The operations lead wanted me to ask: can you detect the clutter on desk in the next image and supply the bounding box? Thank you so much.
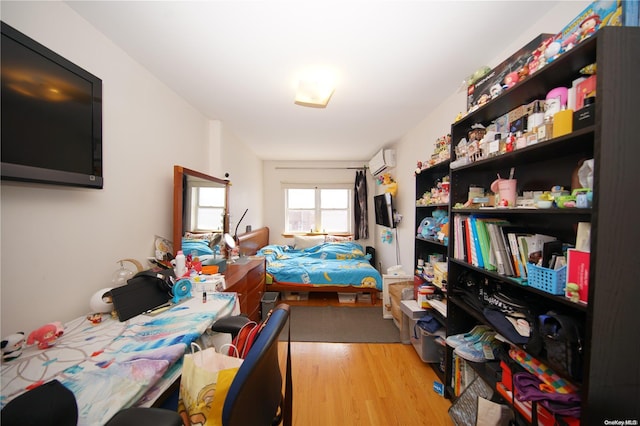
[26,321,64,350]
[86,313,103,325]
[111,258,144,287]
[89,287,115,314]
[1,332,25,361]
[110,269,176,321]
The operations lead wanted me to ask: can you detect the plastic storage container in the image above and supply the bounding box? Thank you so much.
[528,264,567,295]
[409,318,445,363]
[261,292,279,320]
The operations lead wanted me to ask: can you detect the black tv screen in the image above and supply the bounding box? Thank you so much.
[374,193,395,228]
[1,21,103,189]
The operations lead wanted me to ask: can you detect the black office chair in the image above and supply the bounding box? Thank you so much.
[1,379,79,426]
[108,303,292,426]
[3,305,292,426]
[210,313,251,338]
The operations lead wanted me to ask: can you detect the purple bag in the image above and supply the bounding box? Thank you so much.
[513,372,581,418]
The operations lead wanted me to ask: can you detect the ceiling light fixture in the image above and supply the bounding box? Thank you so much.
[294,79,334,108]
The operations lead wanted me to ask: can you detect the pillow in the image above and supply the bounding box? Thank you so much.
[325,235,353,243]
[293,235,325,250]
[184,232,218,242]
[181,239,214,256]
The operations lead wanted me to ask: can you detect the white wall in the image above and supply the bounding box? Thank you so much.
[262,160,375,246]
[0,2,263,335]
[391,1,591,275]
[220,122,264,235]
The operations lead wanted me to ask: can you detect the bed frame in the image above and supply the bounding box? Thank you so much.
[238,226,379,304]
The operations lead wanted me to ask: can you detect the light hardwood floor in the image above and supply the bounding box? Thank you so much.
[277,292,453,426]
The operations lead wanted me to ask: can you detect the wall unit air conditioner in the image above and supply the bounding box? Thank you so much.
[369,149,396,176]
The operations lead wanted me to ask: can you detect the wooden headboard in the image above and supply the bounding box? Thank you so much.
[237,227,270,256]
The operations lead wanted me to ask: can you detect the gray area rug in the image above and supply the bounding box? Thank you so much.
[280,305,400,343]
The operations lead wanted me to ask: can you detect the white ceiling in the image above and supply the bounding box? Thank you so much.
[67,1,557,161]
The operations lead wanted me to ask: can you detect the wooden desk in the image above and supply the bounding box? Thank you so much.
[224,257,266,322]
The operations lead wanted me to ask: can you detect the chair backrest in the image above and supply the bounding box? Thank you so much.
[222,303,290,426]
[1,379,78,426]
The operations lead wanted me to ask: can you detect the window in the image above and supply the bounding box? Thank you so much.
[284,185,352,233]
[188,185,226,232]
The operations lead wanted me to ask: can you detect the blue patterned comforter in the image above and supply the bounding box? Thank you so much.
[257,242,382,290]
[0,293,237,425]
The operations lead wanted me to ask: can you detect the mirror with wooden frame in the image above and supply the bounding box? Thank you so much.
[173,165,229,255]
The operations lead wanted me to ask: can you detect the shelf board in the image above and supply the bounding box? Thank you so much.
[452,35,597,132]
[416,203,449,208]
[450,126,594,174]
[452,207,591,215]
[449,259,588,312]
[415,236,447,247]
[417,160,450,174]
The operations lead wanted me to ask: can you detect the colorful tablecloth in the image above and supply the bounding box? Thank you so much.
[1,292,237,425]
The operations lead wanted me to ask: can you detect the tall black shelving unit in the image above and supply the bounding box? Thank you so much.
[414,159,450,384]
[445,27,640,424]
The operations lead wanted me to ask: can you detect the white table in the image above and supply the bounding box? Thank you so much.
[1,292,238,425]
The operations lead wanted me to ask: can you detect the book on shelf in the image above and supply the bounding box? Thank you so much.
[528,233,558,264]
[483,220,515,277]
[451,352,478,397]
[575,75,596,110]
[517,235,533,276]
[506,232,526,278]
[568,76,586,111]
[464,216,473,264]
[468,216,484,268]
[576,222,591,252]
[474,218,495,272]
[453,215,468,262]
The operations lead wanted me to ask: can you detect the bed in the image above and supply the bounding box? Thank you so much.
[239,227,382,304]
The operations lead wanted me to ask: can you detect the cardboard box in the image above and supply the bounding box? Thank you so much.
[566,249,590,304]
[507,105,527,124]
[338,292,357,303]
[281,291,309,301]
[552,0,638,58]
[573,102,595,130]
[467,34,554,111]
[575,75,596,110]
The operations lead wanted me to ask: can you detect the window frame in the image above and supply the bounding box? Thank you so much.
[187,182,226,233]
[283,183,353,234]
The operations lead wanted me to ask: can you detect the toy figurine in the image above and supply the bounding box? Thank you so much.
[565,283,580,303]
[545,41,562,63]
[579,14,601,41]
[1,332,25,361]
[87,313,103,325]
[27,321,65,350]
[503,71,519,89]
[490,84,503,99]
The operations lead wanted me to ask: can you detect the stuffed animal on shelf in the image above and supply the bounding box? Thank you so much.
[1,332,25,361]
[27,321,65,350]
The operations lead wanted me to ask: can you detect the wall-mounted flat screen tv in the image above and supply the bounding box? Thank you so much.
[374,193,395,228]
[1,21,103,189]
